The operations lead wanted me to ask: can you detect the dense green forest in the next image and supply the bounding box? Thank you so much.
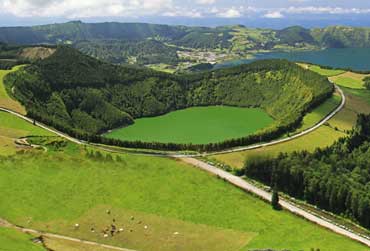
[0,43,29,69]
[74,39,179,65]
[5,46,332,150]
[239,114,370,229]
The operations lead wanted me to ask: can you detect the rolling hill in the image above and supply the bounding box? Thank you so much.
[1,22,370,66]
[4,46,333,150]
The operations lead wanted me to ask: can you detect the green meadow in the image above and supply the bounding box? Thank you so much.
[308,65,345,77]
[0,144,366,251]
[0,227,45,251]
[0,67,26,114]
[104,106,274,144]
[0,111,53,155]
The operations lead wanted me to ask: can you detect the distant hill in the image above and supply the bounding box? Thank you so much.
[1,22,370,66]
[5,46,332,150]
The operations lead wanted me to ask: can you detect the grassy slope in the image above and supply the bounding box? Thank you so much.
[0,67,26,114]
[329,71,370,89]
[0,111,53,155]
[308,65,345,77]
[105,106,274,144]
[212,87,370,168]
[0,227,46,251]
[0,144,366,251]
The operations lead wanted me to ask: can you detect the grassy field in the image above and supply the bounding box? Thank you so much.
[0,142,366,251]
[212,88,370,168]
[104,106,274,144]
[0,111,53,155]
[308,65,345,77]
[291,93,341,133]
[43,236,128,251]
[329,72,370,89]
[0,67,26,114]
[0,227,46,251]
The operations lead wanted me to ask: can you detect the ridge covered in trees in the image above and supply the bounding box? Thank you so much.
[5,46,333,150]
[2,22,370,66]
[241,114,370,229]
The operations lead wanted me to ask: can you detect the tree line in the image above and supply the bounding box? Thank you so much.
[238,114,370,229]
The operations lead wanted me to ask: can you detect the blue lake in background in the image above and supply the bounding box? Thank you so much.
[216,48,370,71]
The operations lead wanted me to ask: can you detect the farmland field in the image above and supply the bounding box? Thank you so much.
[0,143,366,251]
[104,106,275,144]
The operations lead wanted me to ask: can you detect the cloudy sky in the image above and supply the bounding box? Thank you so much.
[1,0,370,27]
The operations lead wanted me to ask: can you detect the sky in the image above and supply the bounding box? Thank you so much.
[1,0,370,28]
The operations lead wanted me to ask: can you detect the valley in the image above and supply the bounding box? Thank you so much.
[1,20,370,251]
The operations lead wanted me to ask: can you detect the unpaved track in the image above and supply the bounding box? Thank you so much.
[181,157,370,248]
[2,85,369,247]
[0,218,136,251]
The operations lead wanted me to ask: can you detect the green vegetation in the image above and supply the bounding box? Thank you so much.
[75,39,179,65]
[105,106,274,144]
[0,227,45,251]
[364,76,370,90]
[6,46,332,150]
[211,85,370,168]
[329,72,369,89]
[308,65,345,77]
[294,94,341,132]
[242,113,370,229]
[0,142,366,251]
[0,111,52,155]
[2,22,370,66]
[0,67,26,114]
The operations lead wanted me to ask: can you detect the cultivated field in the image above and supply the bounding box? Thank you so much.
[0,142,366,251]
[212,87,370,168]
[0,67,26,114]
[105,106,274,144]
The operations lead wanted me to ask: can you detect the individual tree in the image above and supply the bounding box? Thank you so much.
[271,187,281,210]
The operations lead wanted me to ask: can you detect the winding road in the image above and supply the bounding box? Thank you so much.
[2,85,370,248]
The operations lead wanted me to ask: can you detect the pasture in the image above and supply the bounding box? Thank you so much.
[0,144,366,251]
[212,88,369,168]
[104,106,274,144]
[0,67,26,114]
[308,65,345,77]
[0,111,53,155]
[329,71,369,89]
[0,227,45,251]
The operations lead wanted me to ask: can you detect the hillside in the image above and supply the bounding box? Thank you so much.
[1,22,370,67]
[242,114,370,230]
[5,46,332,149]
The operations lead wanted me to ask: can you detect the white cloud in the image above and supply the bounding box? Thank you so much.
[263,11,284,18]
[163,9,203,18]
[217,7,241,18]
[284,6,370,15]
[0,0,173,18]
[196,0,216,5]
